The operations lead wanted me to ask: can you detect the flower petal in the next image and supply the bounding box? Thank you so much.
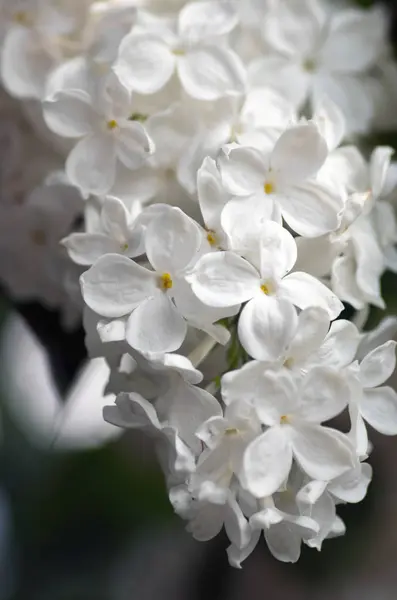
[1,27,52,99]
[290,422,355,481]
[116,121,154,170]
[238,296,298,362]
[259,221,297,279]
[298,367,349,422]
[66,132,116,196]
[126,293,187,353]
[271,123,328,187]
[178,46,246,101]
[319,8,385,72]
[113,33,175,94]
[313,319,360,368]
[279,272,343,320]
[359,341,396,389]
[43,89,95,138]
[277,181,343,238]
[80,254,157,318]
[287,307,330,364]
[178,0,238,42]
[242,426,293,497]
[218,146,267,196]
[189,251,259,307]
[63,232,126,266]
[360,387,397,435]
[145,207,201,274]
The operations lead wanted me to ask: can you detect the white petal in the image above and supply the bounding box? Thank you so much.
[1,28,52,99]
[219,146,267,197]
[298,367,349,422]
[271,123,328,187]
[221,360,270,406]
[178,0,238,42]
[252,370,298,426]
[178,46,246,101]
[248,56,310,108]
[290,423,355,481]
[348,402,369,459]
[331,255,366,311]
[114,33,175,94]
[43,89,95,138]
[189,251,259,307]
[350,218,385,309]
[238,296,297,362]
[186,503,224,542]
[80,254,157,318]
[357,317,397,360]
[197,157,227,231]
[314,319,360,368]
[221,195,280,256]
[126,293,187,353]
[116,121,154,169]
[295,235,337,278]
[360,387,397,435]
[279,272,343,320]
[265,516,319,563]
[287,307,330,363]
[312,74,374,136]
[277,181,343,238]
[313,95,346,151]
[104,392,161,430]
[224,495,252,550]
[145,207,201,274]
[227,530,261,568]
[319,8,385,72]
[328,463,372,504]
[259,221,297,279]
[242,426,293,497]
[62,233,126,266]
[359,341,396,389]
[156,380,221,452]
[370,146,394,199]
[66,133,116,196]
[262,0,325,57]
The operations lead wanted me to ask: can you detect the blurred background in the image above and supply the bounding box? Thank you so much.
[3,0,397,599]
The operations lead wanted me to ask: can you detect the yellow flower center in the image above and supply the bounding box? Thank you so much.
[107,119,118,130]
[206,230,217,247]
[225,427,239,436]
[160,272,173,290]
[264,182,274,195]
[13,10,31,26]
[172,48,186,56]
[120,242,129,251]
[260,283,270,295]
[280,415,290,425]
[303,58,316,72]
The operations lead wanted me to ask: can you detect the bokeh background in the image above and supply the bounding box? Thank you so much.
[3,0,397,599]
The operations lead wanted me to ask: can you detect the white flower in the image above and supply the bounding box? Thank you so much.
[249,498,319,563]
[218,122,343,237]
[190,220,343,361]
[104,391,196,474]
[241,370,356,497]
[348,340,397,456]
[252,0,386,133]
[43,80,154,196]
[81,206,202,353]
[113,0,246,100]
[62,196,145,265]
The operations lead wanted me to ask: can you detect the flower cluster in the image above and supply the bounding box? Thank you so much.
[2,0,397,565]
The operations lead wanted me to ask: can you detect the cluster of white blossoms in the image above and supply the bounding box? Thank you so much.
[3,0,397,564]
